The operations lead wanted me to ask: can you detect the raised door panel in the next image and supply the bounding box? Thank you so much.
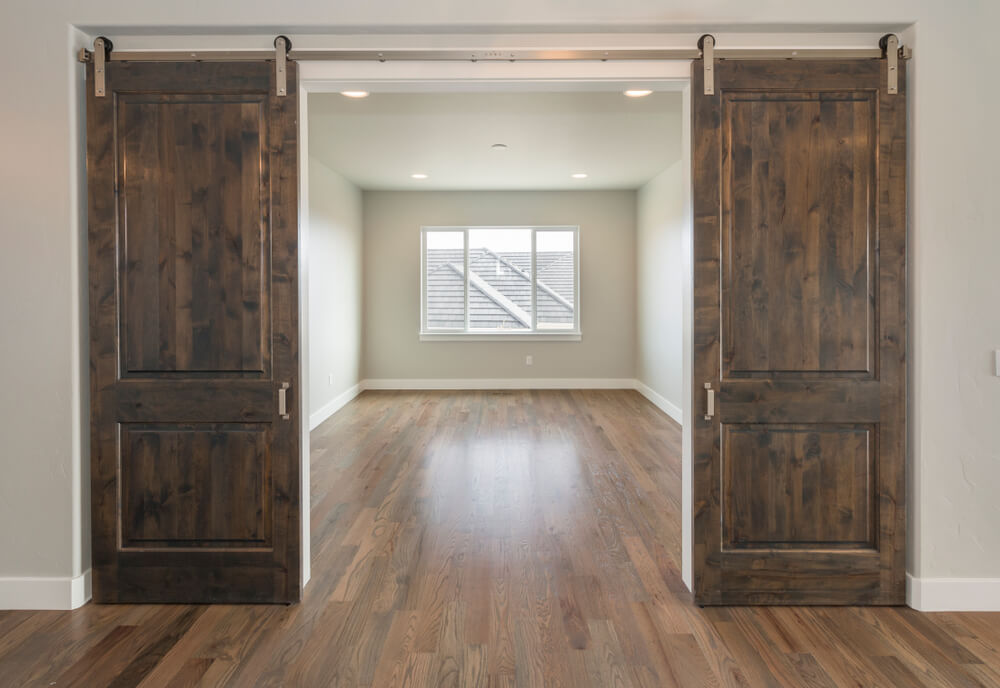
[692,58,906,606]
[722,91,876,378]
[118,96,269,376]
[121,424,271,548]
[722,424,874,549]
[89,60,299,603]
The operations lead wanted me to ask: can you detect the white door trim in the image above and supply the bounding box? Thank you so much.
[297,57,692,592]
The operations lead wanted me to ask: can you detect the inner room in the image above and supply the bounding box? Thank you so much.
[306,86,685,409]
[301,85,690,678]
[7,12,1000,684]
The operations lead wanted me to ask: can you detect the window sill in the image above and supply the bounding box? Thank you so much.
[419,332,582,342]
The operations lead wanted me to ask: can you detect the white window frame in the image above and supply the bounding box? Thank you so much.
[420,225,581,341]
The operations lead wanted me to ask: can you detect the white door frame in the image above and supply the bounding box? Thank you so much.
[66,28,901,604]
[297,59,694,589]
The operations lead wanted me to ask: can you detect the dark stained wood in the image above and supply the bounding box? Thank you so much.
[121,425,270,547]
[724,91,875,377]
[692,58,907,604]
[119,96,268,375]
[1,391,997,687]
[720,379,881,423]
[723,424,873,548]
[86,60,300,603]
[115,380,275,422]
[691,55,725,607]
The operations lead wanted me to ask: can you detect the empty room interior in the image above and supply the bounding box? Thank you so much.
[298,86,692,682]
[305,87,685,430]
[2,5,1000,687]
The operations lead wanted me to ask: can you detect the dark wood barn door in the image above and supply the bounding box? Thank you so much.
[87,60,300,603]
[692,58,906,604]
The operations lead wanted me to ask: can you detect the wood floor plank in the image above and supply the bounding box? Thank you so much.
[785,653,837,688]
[2,390,1000,687]
[584,618,636,688]
[106,606,205,687]
[461,643,489,688]
[845,607,989,688]
[370,610,423,687]
[163,656,215,687]
[766,608,897,688]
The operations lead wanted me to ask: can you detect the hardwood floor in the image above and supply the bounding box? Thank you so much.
[1,389,999,687]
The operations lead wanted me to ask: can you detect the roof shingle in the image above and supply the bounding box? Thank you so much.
[426,248,575,330]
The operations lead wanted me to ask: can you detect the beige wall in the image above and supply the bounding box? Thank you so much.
[307,159,363,423]
[362,190,636,381]
[3,0,1000,607]
[636,161,685,419]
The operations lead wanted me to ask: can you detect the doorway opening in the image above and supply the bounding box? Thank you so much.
[298,70,695,590]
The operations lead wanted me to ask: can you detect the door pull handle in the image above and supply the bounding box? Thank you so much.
[278,382,290,420]
[704,382,715,421]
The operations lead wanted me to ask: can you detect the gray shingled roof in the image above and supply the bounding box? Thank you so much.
[426,248,575,330]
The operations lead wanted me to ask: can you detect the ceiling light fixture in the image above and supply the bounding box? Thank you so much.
[624,89,653,97]
[411,173,429,179]
[340,90,370,98]
[571,173,588,179]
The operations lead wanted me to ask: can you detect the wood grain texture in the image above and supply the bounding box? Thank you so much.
[723,91,875,377]
[121,425,270,547]
[723,424,873,548]
[2,391,997,687]
[86,60,299,603]
[118,95,268,375]
[693,58,907,604]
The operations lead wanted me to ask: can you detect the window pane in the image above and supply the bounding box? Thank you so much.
[425,231,465,329]
[535,230,576,330]
[468,229,532,330]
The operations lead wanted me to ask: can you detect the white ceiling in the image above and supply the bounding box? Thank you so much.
[308,90,682,190]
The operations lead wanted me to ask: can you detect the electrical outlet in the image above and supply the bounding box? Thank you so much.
[328,374,334,385]
[526,355,533,366]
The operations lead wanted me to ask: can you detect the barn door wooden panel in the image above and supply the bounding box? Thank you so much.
[692,59,906,604]
[87,60,300,603]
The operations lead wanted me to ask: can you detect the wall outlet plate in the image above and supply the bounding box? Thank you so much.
[526,355,533,366]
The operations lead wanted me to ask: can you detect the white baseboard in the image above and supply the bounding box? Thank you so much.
[360,377,636,390]
[358,378,684,426]
[0,568,91,610]
[907,573,1000,611]
[309,383,362,431]
[633,380,683,424]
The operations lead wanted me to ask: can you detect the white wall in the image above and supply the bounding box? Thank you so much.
[903,10,1000,598]
[362,190,636,382]
[1,0,999,610]
[307,158,363,428]
[636,161,685,421]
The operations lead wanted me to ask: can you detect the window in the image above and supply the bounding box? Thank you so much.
[421,226,579,339]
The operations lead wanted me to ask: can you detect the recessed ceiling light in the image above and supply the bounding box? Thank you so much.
[340,90,370,98]
[624,89,653,97]
[571,173,588,179]
[411,173,429,179]
[491,143,508,150]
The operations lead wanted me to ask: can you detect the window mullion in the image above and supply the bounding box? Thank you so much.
[420,229,426,332]
[574,228,580,334]
[464,228,470,333]
[530,229,537,332]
